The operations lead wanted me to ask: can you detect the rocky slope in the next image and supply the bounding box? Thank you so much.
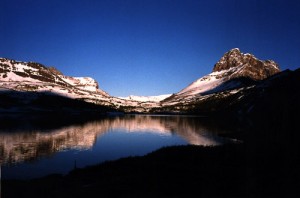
[154,68,300,121]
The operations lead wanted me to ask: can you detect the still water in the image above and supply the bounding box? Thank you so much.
[0,114,234,179]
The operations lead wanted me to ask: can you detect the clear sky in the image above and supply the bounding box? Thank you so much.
[1,0,300,97]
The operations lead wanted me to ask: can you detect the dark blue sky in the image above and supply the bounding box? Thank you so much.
[1,0,300,96]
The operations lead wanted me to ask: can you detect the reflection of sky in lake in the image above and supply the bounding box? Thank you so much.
[1,115,231,179]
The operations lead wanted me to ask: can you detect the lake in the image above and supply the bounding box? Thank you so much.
[0,114,236,179]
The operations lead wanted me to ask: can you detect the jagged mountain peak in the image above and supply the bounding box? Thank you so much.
[212,48,244,72]
[212,48,280,80]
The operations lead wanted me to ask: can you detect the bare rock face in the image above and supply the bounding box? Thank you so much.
[49,66,63,75]
[213,48,280,80]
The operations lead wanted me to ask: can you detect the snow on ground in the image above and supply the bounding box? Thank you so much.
[176,66,247,97]
[61,76,98,92]
[177,72,224,96]
[0,60,40,82]
[1,68,41,83]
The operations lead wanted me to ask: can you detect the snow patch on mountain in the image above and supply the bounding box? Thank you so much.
[119,94,172,102]
[177,70,226,97]
[61,76,99,92]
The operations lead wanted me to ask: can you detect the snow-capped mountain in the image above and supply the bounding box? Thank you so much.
[0,48,283,114]
[120,94,172,102]
[0,58,164,112]
[0,58,109,97]
[162,48,280,104]
[0,58,121,112]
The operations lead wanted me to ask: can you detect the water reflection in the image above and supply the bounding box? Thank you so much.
[0,115,231,166]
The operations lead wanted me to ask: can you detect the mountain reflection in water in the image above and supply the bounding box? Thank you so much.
[0,114,233,179]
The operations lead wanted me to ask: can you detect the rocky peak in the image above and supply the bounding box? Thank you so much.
[212,48,244,72]
[212,48,280,80]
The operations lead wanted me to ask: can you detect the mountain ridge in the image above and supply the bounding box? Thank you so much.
[0,48,285,114]
[0,57,109,96]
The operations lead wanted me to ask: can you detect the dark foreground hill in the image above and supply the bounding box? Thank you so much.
[0,90,115,113]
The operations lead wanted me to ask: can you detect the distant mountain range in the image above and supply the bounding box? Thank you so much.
[1,48,299,121]
[119,94,172,102]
